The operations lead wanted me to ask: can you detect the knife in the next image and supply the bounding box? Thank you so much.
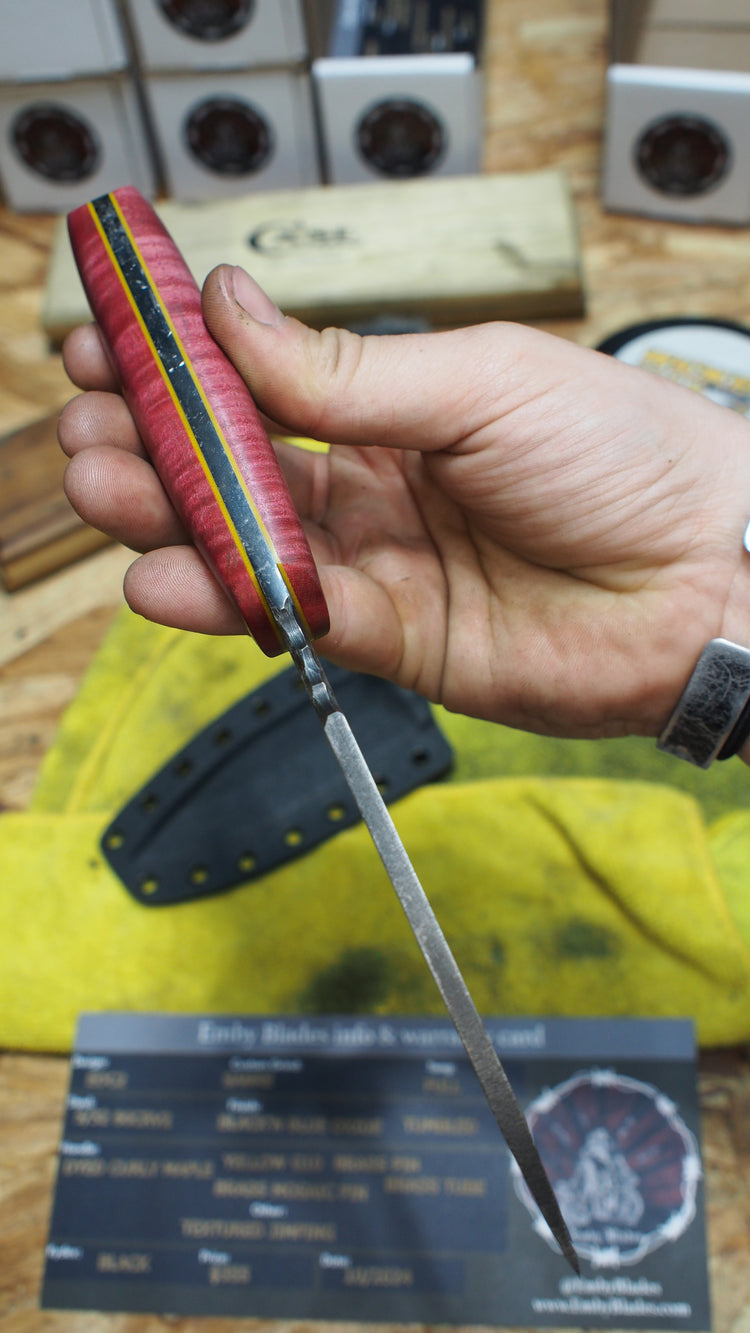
[68,186,579,1273]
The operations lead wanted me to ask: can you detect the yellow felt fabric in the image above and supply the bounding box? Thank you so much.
[1,606,749,1051]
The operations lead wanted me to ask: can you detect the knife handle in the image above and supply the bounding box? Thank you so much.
[67,186,329,657]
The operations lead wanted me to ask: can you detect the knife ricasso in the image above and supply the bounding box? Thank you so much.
[67,187,329,656]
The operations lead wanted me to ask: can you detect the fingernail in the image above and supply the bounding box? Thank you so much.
[231,266,284,326]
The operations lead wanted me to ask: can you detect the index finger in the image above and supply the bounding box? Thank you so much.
[62,322,120,392]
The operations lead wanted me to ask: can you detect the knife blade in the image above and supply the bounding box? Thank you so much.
[67,186,579,1273]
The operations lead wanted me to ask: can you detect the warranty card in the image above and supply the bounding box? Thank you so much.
[42,1014,709,1327]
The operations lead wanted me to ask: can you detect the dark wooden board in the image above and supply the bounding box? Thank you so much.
[0,412,110,590]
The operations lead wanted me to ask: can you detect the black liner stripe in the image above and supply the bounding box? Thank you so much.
[91,192,288,613]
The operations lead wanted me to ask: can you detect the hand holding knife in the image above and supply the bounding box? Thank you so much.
[68,186,579,1273]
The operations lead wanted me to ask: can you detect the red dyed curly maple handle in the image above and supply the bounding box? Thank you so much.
[67,186,329,656]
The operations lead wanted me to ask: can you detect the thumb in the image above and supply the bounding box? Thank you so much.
[201,263,507,451]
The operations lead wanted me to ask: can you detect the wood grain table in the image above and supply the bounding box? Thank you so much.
[1,2,749,1329]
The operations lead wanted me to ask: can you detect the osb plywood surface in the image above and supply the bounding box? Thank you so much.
[1,1,749,1330]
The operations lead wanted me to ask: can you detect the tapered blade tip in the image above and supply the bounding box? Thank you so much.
[564,1241,581,1275]
[543,1208,579,1273]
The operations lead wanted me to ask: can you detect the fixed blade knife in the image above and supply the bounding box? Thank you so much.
[67,186,578,1273]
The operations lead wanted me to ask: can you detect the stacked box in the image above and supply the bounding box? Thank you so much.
[0,0,155,211]
[603,0,750,224]
[1,1,488,209]
[123,0,320,201]
[312,0,485,185]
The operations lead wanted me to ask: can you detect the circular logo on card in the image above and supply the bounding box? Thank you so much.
[12,103,100,182]
[511,1069,701,1268]
[184,97,273,176]
[356,98,446,177]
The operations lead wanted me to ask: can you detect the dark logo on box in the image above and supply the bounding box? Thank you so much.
[158,0,254,42]
[184,97,272,177]
[636,114,731,198]
[12,104,100,183]
[247,221,359,257]
[356,98,446,178]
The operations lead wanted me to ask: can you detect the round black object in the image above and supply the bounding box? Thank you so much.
[12,103,100,182]
[158,0,253,41]
[184,98,272,175]
[356,98,445,177]
[635,113,730,197]
[596,316,750,416]
[597,316,750,358]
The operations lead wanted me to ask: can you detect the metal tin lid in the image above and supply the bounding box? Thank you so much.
[598,316,750,415]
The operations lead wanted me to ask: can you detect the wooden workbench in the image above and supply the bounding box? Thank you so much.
[1,1,749,1329]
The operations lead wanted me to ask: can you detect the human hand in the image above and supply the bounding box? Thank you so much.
[59,264,750,742]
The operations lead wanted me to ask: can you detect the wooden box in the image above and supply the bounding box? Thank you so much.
[43,168,584,344]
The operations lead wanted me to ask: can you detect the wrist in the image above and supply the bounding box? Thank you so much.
[716,520,750,649]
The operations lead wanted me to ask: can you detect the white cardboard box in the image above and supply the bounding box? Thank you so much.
[0,75,156,212]
[634,27,750,71]
[123,0,308,72]
[646,0,750,28]
[0,0,129,82]
[602,63,750,224]
[312,53,482,184]
[142,68,319,201]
